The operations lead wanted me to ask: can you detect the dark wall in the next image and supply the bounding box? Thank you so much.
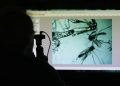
[0,0,119,10]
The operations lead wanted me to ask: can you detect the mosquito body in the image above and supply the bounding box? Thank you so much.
[69,19,86,23]
[88,31,107,47]
[52,29,74,40]
[76,45,104,64]
[88,31,106,41]
[76,46,95,64]
[88,19,97,30]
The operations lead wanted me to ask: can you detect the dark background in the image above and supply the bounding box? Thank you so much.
[1,0,120,85]
[0,0,120,10]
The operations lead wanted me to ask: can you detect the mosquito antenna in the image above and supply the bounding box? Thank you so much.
[99,25,112,32]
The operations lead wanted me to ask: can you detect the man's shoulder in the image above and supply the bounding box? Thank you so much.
[34,59,55,71]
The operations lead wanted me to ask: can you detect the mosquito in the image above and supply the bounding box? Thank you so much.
[69,19,97,30]
[52,29,74,52]
[76,45,104,64]
[71,19,97,36]
[87,25,112,47]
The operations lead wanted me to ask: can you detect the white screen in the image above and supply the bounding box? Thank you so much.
[27,10,120,70]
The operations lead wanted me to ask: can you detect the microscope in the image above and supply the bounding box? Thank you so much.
[34,31,48,62]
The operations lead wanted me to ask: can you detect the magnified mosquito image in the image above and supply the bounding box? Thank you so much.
[52,19,112,64]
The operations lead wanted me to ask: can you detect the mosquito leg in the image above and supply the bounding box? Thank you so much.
[81,59,84,64]
[93,39,102,48]
[81,54,88,64]
[93,51,104,64]
[92,53,96,64]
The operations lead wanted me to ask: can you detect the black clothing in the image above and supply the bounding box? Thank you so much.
[0,53,65,86]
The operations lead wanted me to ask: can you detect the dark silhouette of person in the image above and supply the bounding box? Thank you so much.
[0,5,66,86]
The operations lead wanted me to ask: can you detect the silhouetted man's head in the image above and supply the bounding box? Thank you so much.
[0,6,34,56]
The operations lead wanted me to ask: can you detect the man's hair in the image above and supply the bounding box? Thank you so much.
[0,6,34,52]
